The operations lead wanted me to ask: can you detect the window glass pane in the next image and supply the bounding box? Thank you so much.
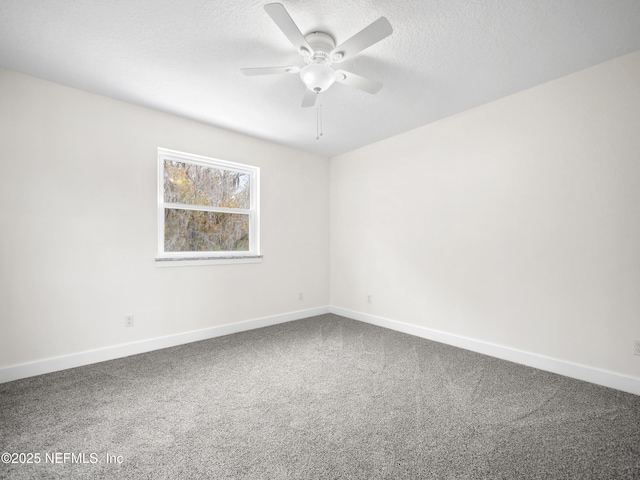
[164,209,249,252]
[164,160,250,209]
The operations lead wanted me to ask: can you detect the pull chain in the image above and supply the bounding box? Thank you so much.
[316,103,323,140]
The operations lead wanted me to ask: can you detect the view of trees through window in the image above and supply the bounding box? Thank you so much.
[163,160,251,252]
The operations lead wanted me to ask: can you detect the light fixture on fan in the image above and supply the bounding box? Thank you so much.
[300,63,335,93]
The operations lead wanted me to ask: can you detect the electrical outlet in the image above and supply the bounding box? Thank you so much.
[367,295,372,304]
[124,315,134,328]
[634,340,640,356]
[298,292,303,301]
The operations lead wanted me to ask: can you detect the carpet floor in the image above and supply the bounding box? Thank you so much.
[1,313,639,479]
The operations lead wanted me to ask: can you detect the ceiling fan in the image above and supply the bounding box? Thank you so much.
[241,3,393,108]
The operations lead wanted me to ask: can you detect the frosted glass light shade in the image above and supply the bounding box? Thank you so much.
[300,63,336,93]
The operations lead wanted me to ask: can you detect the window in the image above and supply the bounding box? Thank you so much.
[156,148,260,266]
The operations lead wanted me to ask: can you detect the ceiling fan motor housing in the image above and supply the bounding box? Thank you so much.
[300,31,337,92]
[304,32,335,62]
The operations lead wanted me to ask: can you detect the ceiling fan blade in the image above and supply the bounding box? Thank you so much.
[264,3,313,58]
[240,66,300,76]
[330,17,392,63]
[334,70,383,94]
[301,89,317,108]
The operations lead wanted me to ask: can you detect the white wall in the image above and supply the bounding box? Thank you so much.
[0,68,329,369]
[331,51,640,380]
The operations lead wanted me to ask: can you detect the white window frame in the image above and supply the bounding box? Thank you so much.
[156,148,261,266]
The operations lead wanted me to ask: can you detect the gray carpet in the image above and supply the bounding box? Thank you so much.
[1,313,639,479]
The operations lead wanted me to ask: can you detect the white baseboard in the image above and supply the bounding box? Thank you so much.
[0,306,330,384]
[330,306,640,396]
[3,305,638,396]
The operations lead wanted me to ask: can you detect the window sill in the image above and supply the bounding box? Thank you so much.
[155,255,263,267]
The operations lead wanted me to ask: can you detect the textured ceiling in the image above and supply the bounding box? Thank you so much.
[1,0,640,157]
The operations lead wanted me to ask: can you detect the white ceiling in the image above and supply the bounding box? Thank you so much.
[1,1,640,157]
